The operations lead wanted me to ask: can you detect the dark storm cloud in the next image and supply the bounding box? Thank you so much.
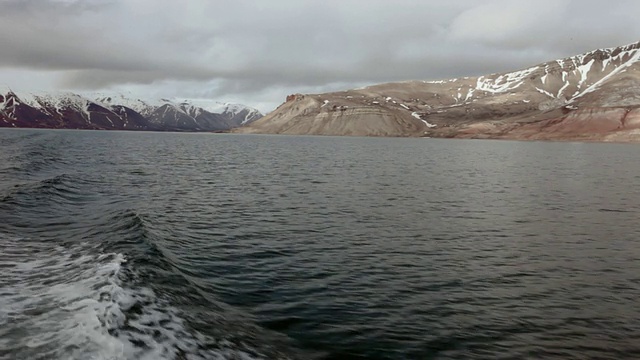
[1,0,639,111]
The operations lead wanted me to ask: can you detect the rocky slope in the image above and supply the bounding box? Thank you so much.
[238,41,640,141]
[0,90,262,132]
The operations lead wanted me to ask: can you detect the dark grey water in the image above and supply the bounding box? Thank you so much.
[2,129,640,359]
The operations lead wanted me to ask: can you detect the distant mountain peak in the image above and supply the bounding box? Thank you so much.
[0,90,263,131]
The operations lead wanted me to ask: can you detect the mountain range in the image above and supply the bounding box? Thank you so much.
[0,90,262,132]
[237,41,640,142]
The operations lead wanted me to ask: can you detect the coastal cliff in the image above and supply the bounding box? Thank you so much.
[238,41,640,141]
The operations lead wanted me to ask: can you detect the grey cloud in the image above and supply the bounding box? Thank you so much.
[0,0,639,113]
[0,0,147,71]
[1,0,113,14]
[448,0,640,55]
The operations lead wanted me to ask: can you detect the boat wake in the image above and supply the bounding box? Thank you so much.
[0,234,277,360]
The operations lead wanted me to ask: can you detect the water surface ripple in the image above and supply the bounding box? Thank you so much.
[1,129,640,359]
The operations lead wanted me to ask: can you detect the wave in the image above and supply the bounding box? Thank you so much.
[1,134,72,177]
[103,210,309,359]
[0,144,306,359]
[0,173,88,208]
[0,129,46,146]
[0,234,281,360]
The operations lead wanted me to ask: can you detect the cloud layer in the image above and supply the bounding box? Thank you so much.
[1,0,639,112]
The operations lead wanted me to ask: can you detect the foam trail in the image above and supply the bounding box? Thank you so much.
[0,235,267,360]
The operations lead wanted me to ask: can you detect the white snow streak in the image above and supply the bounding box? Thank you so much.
[411,112,437,128]
[475,66,537,93]
[535,87,555,98]
[557,81,570,98]
[570,47,640,101]
[577,59,595,89]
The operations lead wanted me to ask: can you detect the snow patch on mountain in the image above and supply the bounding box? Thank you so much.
[414,41,640,108]
[411,112,437,128]
[1,88,263,131]
[94,93,165,115]
[92,94,262,123]
[475,66,538,94]
[570,46,640,102]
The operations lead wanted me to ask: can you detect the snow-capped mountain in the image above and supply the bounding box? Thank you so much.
[239,41,640,141]
[0,90,262,131]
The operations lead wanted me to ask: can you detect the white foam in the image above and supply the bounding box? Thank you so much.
[0,235,264,360]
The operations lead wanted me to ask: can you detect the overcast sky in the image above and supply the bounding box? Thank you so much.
[1,0,639,113]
